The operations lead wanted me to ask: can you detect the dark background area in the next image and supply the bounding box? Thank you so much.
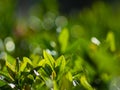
[17,0,120,15]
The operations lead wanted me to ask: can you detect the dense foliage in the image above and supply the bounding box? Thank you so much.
[0,0,120,90]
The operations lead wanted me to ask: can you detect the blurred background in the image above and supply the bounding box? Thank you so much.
[1,0,120,89]
[0,0,120,57]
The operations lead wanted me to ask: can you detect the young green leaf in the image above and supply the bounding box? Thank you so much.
[55,55,66,73]
[23,57,33,65]
[60,72,73,90]
[7,54,16,66]
[43,50,55,70]
[80,75,93,90]
[38,59,46,67]
[6,61,16,80]
[30,54,41,66]
[58,28,69,53]
[53,80,58,90]
[66,72,73,82]
[20,57,33,72]
[106,31,116,52]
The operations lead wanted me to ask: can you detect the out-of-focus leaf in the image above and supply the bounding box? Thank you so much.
[60,73,73,90]
[65,39,80,53]
[43,0,58,14]
[80,75,93,90]
[43,50,55,70]
[66,72,73,82]
[0,59,5,70]
[24,84,31,90]
[90,49,120,75]
[58,28,69,53]
[55,55,66,73]
[53,80,58,90]
[0,80,6,87]
[106,31,116,52]
[7,54,16,65]
[45,78,53,88]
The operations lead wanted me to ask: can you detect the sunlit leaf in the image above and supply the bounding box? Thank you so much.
[106,31,116,52]
[55,55,66,73]
[43,50,55,70]
[20,57,33,72]
[51,70,56,80]
[30,54,41,66]
[66,72,73,82]
[6,61,15,72]
[6,61,16,80]
[6,65,16,80]
[80,75,93,90]
[53,80,58,90]
[60,73,73,90]
[7,54,16,65]
[58,28,69,53]
[38,59,46,66]
[23,57,33,65]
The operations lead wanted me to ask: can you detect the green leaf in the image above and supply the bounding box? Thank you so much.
[0,71,12,82]
[60,72,73,90]
[20,57,33,72]
[66,72,73,82]
[55,55,66,73]
[6,61,15,72]
[43,64,53,76]
[30,54,41,66]
[58,28,69,53]
[43,50,55,70]
[53,80,58,90]
[6,61,16,80]
[0,80,7,87]
[16,57,20,72]
[106,31,116,52]
[80,75,93,90]
[0,59,5,70]
[6,66,16,81]
[38,59,46,67]
[23,57,33,65]
[7,54,16,66]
